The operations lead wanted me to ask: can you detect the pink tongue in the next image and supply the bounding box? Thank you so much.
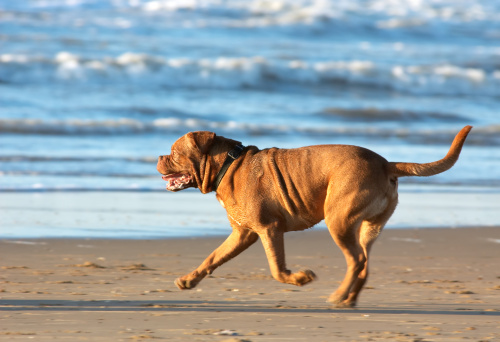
[162,173,183,181]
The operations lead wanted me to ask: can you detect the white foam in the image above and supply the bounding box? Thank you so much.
[3,0,499,31]
[377,18,426,29]
[128,0,500,30]
[0,54,31,63]
[2,52,498,96]
[55,51,79,63]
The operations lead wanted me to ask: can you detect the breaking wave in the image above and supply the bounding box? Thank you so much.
[1,52,499,96]
[5,0,500,32]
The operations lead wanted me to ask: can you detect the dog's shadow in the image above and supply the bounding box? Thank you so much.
[0,299,497,317]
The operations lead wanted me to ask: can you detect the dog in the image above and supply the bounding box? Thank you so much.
[157,126,472,307]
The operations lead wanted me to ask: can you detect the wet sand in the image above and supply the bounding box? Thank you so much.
[1,227,499,341]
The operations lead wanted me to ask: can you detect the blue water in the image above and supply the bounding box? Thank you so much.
[1,0,500,193]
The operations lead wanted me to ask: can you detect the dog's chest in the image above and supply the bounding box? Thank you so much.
[216,194,246,227]
[216,194,226,208]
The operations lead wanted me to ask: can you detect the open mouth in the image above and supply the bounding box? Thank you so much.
[162,173,193,191]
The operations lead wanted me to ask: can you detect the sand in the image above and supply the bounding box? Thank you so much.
[1,227,499,341]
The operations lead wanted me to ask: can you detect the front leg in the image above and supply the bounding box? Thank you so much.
[259,228,316,286]
[175,227,258,290]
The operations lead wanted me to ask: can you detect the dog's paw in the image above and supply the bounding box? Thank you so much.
[327,292,346,305]
[333,300,356,308]
[327,293,356,308]
[294,269,317,286]
[174,277,196,290]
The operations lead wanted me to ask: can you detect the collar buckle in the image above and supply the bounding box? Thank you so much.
[227,144,244,159]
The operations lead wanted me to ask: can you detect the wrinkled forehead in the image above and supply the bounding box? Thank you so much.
[170,134,193,153]
[171,135,189,151]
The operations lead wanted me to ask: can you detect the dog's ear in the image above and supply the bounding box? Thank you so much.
[185,131,216,155]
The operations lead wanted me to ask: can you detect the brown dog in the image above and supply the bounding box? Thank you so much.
[157,126,472,307]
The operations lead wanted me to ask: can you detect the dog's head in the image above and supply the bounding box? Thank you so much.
[157,131,241,193]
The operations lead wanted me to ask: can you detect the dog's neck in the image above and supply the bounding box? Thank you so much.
[213,144,245,192]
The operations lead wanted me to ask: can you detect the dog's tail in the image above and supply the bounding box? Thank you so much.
[387,125,472,178]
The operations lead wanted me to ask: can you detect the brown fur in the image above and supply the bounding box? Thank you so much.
[157,125,472,307]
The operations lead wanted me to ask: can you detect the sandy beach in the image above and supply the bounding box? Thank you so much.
[1,227,499,341]
[3,1,500,341]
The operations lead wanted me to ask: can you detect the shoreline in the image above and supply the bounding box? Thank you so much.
[1,187,499,239]
[1,227,499,341]
[1,224,499,242]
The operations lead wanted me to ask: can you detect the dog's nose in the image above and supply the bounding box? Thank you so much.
[157,156,164,167]
[156,156,165,173]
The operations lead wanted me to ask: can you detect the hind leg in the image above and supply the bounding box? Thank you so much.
[329,201,396,307]
[340,220,383,306]
[325,215,366,307]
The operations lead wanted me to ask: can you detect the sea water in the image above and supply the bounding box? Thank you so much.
[0,0,499,238]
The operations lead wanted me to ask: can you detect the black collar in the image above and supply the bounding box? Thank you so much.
[213,144,245,192]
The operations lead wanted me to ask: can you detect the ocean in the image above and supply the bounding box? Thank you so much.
[1,0,499,238]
